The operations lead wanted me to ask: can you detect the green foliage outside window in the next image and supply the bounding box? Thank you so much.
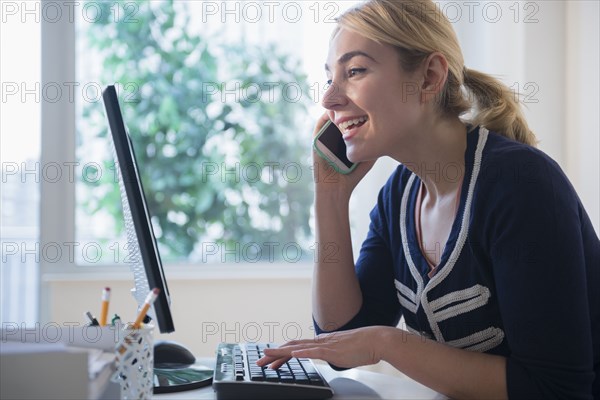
[81,0,314,262]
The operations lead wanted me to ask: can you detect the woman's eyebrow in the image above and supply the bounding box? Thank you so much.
[325,50,378,71]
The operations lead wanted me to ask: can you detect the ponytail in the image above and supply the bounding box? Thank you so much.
[463,67,537,146]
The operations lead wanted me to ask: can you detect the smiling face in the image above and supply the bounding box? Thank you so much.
[323,28,426,162]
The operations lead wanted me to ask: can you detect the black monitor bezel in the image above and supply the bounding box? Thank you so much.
[102,84,175,334]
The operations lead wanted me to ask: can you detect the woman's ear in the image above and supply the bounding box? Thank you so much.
[420,52,449,104]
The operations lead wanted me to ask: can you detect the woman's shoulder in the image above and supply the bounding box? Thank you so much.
[476,129,578,205]
[479,129,568,187]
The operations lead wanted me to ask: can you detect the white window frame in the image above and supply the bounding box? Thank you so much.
[40,5,77,321]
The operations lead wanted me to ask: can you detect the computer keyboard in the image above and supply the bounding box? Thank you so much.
[213,343,334,400]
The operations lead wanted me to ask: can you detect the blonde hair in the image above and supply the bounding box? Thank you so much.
[336,0,537,146]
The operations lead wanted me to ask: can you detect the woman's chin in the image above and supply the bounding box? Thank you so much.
[346,153,359,164]
[346,147,366,164]
[347,149,379,165]
[346,146,357,163]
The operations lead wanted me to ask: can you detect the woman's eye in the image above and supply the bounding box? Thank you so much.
[324,79,333,89]
[348,68,366,77]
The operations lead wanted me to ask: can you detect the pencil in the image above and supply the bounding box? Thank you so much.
[85,311,99,326]
[132,288,160,329]
[99,287,111,326]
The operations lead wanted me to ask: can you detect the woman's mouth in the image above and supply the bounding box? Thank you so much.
[339,116,368,131]
[339,116,368,140]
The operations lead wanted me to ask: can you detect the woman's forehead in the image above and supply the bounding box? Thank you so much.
[326,28,391,70]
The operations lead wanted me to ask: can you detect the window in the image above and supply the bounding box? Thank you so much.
[73,1,361,266]
[0,3,41,324]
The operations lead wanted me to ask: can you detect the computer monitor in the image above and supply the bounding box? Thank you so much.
[102,85,213,393]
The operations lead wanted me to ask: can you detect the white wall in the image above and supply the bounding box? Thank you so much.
[566,1,600,234]
[45,276,313,357]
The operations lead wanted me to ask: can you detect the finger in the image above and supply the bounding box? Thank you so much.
[312,112,331,138]
[264,344,326,360]
[262,347,294,358]
[256,355,278,367]
[268,357,292,370]
[256,346,301,366]
[262,341,316,357]
[255,355,291,369]
[258,339,324,367]
[291,346,335,362]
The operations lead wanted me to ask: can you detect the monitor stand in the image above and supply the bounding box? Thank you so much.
[153,340,213,394]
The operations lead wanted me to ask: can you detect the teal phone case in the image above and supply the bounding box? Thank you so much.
[312,121,358,175]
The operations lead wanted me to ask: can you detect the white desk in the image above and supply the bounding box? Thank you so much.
[156,358,446,400]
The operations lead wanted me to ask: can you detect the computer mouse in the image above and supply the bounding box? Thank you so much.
[154,340,196,368]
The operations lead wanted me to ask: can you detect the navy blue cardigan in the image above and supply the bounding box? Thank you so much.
[315,126,599,399]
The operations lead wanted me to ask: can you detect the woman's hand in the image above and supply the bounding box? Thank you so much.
[312,113,375,200]
[255,326,389,370]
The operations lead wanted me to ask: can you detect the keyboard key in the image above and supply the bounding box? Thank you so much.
[250,374,265,382]
[249,368,264,378]
[308,374,325,385]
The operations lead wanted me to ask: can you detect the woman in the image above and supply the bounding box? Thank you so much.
[257,0,599,398]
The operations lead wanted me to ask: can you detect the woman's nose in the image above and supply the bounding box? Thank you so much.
[321,82,348,110]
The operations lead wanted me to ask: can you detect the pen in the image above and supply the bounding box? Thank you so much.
[99,287,111,326]
[132,288,160,329]
[111,313,122,326]
[85,311,99,326]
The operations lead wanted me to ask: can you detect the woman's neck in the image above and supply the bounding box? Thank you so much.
[392,116,467,202]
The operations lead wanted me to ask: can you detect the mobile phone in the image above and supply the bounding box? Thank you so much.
[313,120,358,174]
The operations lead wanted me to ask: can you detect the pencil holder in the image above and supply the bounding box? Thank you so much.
[112,325,154,400]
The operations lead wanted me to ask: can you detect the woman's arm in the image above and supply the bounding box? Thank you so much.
[312,194,362,329]
[479,148,596,398]
[379,328,508,399]
[310,113,375,330]
[260,326,508,399]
